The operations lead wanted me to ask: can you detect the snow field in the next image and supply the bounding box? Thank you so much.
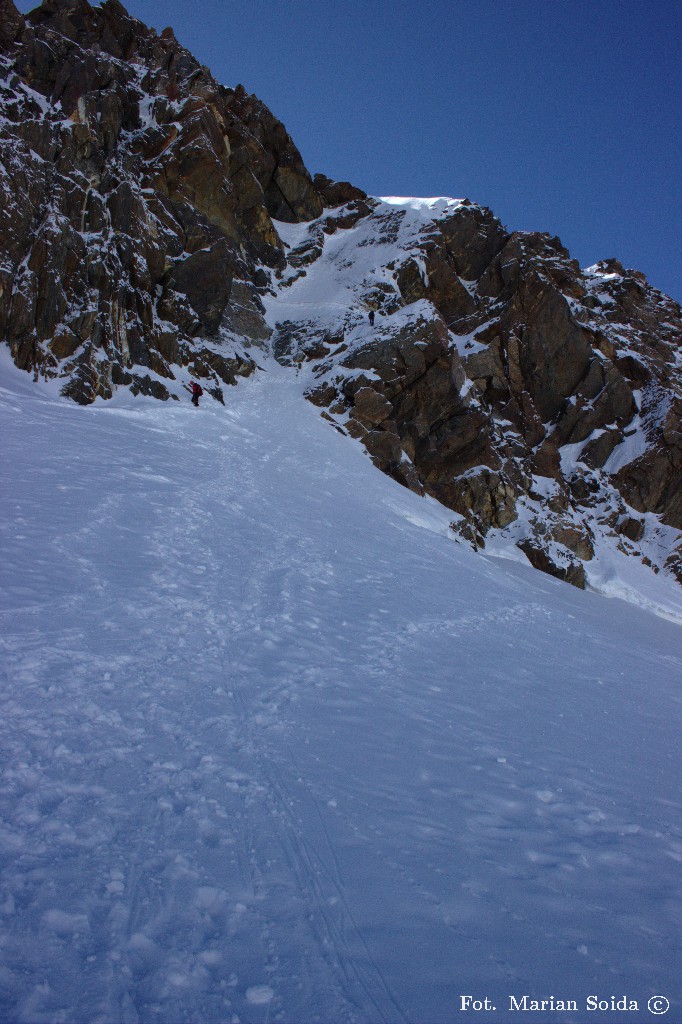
[0,358,681,1023]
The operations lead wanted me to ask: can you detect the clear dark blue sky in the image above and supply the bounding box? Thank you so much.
[16,0,682,302]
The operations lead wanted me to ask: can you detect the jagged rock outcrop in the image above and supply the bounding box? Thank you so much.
[275,197,681,588]
[0,0,322,402]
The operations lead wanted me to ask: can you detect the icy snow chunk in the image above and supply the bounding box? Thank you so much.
[529,475,560,499]
[246,985,274,1005]
[379,195,465,212]
[536,790,555,803]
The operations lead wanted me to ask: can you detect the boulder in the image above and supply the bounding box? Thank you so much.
[313,173,368,208]
[518,539,586,589]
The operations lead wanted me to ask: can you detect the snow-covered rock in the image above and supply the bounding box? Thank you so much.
[266,195,682,596]
[0,0,322,402]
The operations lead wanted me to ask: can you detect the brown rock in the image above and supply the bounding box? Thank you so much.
[551,523,594,561]
[363,429,403,465]
[49,331,81,360]
[581,428,624,469]
[616,515,645,543]
[352,387,393,426]
[437,202,509,281]
[169,241,235,335]
[346,418,368,440]
[531,440,562,479]
[518,539,586,589]
[306,381,341,409]
[448,468,518,532]
[515,286,592,422]
[396,252,477,325]
[313,174,367,208]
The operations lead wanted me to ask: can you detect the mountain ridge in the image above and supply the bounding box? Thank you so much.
[1,0,681,598]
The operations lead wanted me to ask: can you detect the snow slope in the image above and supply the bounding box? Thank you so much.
[1,355,681,1024]
[271,199,467,345]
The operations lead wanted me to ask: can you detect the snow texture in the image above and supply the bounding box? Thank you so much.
[1,352,681,1023]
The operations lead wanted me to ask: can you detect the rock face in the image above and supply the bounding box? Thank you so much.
[0,0,322,402]
[272,197,682,589]
[2,1,681,592]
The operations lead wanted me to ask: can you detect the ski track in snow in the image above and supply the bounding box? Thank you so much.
[1,360,681,1023]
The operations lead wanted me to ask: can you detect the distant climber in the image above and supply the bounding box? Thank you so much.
[189,381,203,407]
[368,310,375,327]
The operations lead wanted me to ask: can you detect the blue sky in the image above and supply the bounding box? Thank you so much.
[16,0,682,303]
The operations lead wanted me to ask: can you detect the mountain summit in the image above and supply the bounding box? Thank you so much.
[1,0,681,597]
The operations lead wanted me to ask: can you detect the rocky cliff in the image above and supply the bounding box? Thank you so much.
[281,198,682,589]
[0,0,322,402]
[2,0,681,593]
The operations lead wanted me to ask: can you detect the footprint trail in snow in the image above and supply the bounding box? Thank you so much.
[1,360,681,1023]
